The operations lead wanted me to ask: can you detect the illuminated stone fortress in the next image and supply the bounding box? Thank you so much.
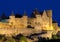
[0,9,60,39]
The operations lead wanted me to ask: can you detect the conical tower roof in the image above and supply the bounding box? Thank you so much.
[1,12,7,19]
[23,11,27,16]
[11,11,15,16]
[43,10,46,14]
[33,8,40,15]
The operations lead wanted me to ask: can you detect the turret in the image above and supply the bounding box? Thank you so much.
[33,8,42,31]
[46,10,52,17]
[9,11,15,19]
[23,11,27,16]
[23,11,28,28]
[23,11,27,19]
[33,8,41,18]
[9,11,15,25]
[33,8,40,15]
[46,10,53,30]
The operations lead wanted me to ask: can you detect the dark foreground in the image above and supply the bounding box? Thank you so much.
[0,34,60,42]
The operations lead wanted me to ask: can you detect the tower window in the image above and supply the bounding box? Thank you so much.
[11,22,13,25]
[27,22,31,24]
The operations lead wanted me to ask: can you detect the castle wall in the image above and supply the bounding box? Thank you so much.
[0,10,59,39]
[8,15,28,28]
[0,27,35,37]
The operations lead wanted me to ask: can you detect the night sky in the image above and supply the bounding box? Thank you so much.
[0,0,60,26]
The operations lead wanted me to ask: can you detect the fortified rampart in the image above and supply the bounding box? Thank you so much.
[0,9,60,39]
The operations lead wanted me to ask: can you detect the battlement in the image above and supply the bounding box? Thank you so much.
[0,9,53,30]
[0,9,59,39]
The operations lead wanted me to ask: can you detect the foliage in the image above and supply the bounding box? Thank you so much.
[52,35,58,39]
[0,34,60,42]
[0,35,6,42]
[0,34,28,42]
[52,34,60,39]
[19,36,27,42]
[5,37,16,42]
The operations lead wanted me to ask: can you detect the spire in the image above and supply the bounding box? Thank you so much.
[1,12,7,19]
[11,11,14,16]
[33,8,39,15]
[23,11,27,16]
[43,10,46,14]
[42,10,47,16]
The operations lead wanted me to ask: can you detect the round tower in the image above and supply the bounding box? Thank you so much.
[9,11,15,26]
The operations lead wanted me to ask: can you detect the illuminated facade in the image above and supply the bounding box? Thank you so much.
[0,9,60,38]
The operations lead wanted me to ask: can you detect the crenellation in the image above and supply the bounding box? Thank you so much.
[0,9,59,39]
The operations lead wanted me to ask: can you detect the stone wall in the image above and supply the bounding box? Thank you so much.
[0,27,36,37]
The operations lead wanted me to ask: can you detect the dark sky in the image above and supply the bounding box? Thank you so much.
[0,0,60,25]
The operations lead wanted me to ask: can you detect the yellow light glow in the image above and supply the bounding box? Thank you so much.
[42,24,54,30]
[47,25,54,30]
